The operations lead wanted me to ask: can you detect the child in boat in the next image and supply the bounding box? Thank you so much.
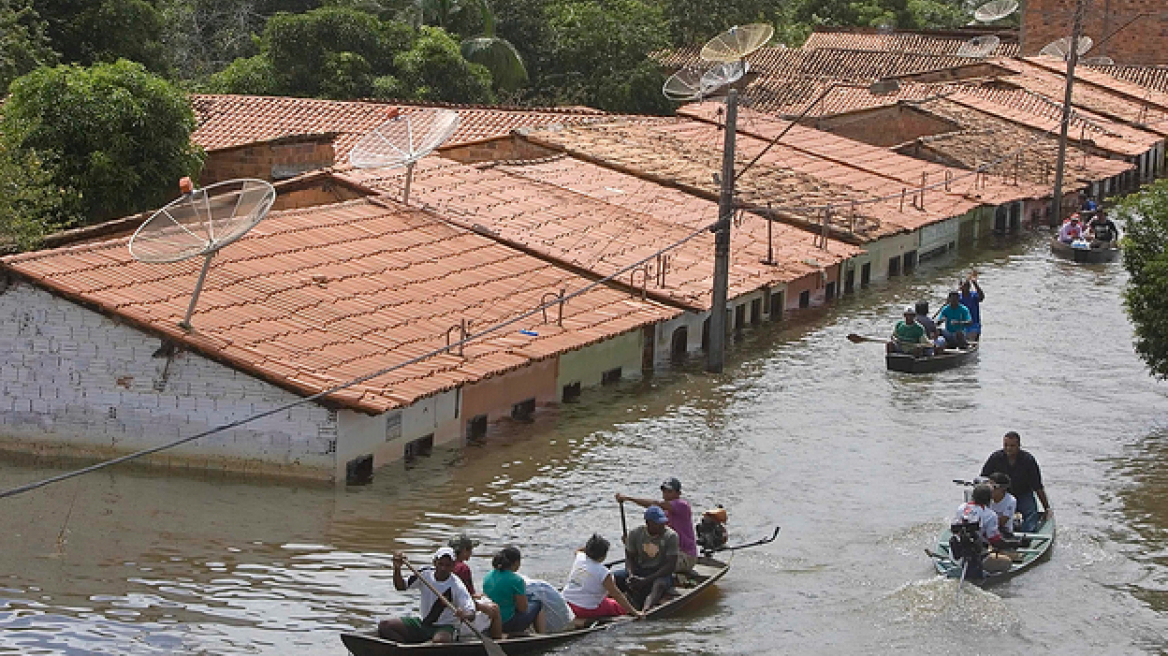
[562,534,644,623]
[483,546,547,636]
[448,534,503,639]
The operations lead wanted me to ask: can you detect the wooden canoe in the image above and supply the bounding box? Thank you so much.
[929,505,1055,584]
[886,343,979,373]
[340,556,730,656]
[1050,237,1120,264]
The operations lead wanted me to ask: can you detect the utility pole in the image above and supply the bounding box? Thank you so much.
[707,89,738,373]
[1051,0,1088,226]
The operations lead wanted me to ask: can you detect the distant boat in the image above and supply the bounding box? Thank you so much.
[886,343,979,373]
[339,556,731,656]
[1050,237,1120,264]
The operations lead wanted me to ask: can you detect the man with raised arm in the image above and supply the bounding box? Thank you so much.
[616,476,697,572]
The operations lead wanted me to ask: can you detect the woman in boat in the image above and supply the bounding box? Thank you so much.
[483,546,547,636]
[562,534,644,623]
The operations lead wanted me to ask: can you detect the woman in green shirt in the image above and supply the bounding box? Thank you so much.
[483,546,547,635]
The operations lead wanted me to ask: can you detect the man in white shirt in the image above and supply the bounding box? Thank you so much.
[987,472,1017,536]
[379,547,476,644]
[952,484,1011,577]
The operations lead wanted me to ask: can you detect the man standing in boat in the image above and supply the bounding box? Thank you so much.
[980,431,1052,533]
[615,477,698,573]
[613,506,679,612]
[958,273,984,342]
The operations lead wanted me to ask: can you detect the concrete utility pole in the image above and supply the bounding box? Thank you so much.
[707,89,738,373]
[1051,0,1088,226]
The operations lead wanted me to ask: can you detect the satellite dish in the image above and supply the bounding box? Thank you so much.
[129,178,276,330]
[348,108,460,203]
[1039,35,1094,60]
[663,68,705,101]
[700,23,775,63]
[956,34,1001,58]
[1082,56,1115,66]
[973,0,1019,22]
[700,61,747,95]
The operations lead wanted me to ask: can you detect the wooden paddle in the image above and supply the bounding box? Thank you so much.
[399,558,508,656]
[846,333,886,344]
[619,500,628,542]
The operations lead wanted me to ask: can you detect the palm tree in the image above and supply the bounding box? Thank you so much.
[410,0,527,92]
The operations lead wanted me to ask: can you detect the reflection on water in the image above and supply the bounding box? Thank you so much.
[1,232,1167,654]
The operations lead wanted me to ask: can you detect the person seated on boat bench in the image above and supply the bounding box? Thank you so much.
[614,506,679,612]
[1086,211,1119,249]
[936,292,972,349]
[379,547,476,644]
[952,484,1013,578]
[562,533,644,624]
[914,301,945,351]
[959,273,984,342]
[987,472,1017,537]
[980,431,1052,533]
[448,534,503,639]
[886,306,933,356]
[1058,215,1083,244]
[483,546,546,636]
[615,476,698,573]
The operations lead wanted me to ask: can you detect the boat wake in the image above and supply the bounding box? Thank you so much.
[881,577,1018,631]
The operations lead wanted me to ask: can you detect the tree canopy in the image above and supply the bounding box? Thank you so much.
[1120,180,1168,380]
[0,0,57,92]
[1,59,204,225]
[0,140,68,251]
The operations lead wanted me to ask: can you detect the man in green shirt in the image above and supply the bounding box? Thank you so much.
[613,506,679,611]
[886,306,931,355]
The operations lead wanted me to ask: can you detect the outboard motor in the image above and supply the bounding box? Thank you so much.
[695,506,729,556]
[948,518,983,563]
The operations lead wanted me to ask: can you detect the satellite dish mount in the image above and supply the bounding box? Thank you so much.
[129,178,277,330]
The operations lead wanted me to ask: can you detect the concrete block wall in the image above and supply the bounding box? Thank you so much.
[0,281,338,479]
[1021,0,1168,66]
[442,136,559,164]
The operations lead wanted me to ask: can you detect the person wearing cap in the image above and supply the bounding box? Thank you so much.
[379,547,476,644]
[615,477,697,572]
[483,546,546,635]
[952,484,1011,578]
[448,534,502,639]
[980,431,1052,533]
[1058,214,1083,244]
[987,472,1017,535]
[886,306,932,355]
[613,505,680,612]
[936,292,972,349]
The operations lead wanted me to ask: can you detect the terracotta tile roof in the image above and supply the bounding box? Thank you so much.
[802,28,1020,58]
[992,59,1168,136]
[336,157,859,310]
[2,198,676,413]
[1088,64,1168,95]
[1025,58,1168,113]
[190,94,611,161]
[515,116,990,241]
[658,46,992,82]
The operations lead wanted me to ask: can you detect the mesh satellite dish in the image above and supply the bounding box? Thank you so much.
[1082,56,1115,66]
[663,68,705,101]
[1039,36,1094,60]
[129,178,276,330]
[348,108,460,203]
[700,23,775,63]
[973,0,1018,22]
[956,34,1001,58]
[700,61,748,95]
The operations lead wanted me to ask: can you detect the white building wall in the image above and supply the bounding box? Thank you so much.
[0,281,337,477]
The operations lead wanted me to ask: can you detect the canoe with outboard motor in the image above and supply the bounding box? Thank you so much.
[340,556,731,656]
[1050,237,1120,264]
[928,500,1055,584]
[886,343,979,373]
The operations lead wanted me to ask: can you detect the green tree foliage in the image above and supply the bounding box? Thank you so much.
[391,25,494,102]
[0,60,204,225]
[661,0,775,46]
[0,0,57,92]
[1120,180,1168,380]
[205,54,279,95]
[796,0,968,29]
[30,0,168,72]
[458,0,527,92]
[0,141,69,251]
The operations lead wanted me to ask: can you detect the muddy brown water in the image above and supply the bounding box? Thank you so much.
[1,231,1166,655]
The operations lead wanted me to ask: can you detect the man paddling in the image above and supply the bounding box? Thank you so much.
[379,547,476,644]
[980,431,1051,533]
[615,477,697,573]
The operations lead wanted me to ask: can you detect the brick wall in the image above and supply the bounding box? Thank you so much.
[1021,0,1168,65]
[813,105,962,148]
[0,281,340,479]
[200,137,336,185]
[442,135,558,164]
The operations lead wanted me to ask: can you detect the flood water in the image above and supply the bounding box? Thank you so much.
[1,230,1166,655]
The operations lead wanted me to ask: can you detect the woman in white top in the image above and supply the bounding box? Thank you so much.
[561,534,643,622]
